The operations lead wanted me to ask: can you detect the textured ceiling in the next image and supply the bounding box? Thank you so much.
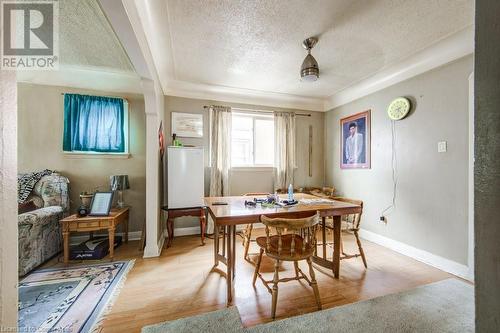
[144,0,473,98]
[58,0,134,72]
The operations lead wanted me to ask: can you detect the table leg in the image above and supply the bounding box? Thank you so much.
[231,225,236,279]
[222,226,226,257]
[322,217,327,260]
[63,230,69,265]
[124,214,129,243]
[167,215,174,248]
[226,225,235,304]
[109,226,115,261]
[200,208,206,245]
[214,222,219,267]
[333,216,341,278]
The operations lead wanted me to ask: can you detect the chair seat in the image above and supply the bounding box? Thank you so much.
[256,234,314,261]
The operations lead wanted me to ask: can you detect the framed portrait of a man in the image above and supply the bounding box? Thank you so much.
[340,110,371,169]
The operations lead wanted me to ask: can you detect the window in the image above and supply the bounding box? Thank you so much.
[231,112,274,167]
[63,94,128,154]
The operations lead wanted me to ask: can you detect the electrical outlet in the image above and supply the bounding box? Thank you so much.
[380,216,386,223]
[438,141,447,153]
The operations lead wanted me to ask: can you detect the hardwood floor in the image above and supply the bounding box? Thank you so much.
[46,230,452,332]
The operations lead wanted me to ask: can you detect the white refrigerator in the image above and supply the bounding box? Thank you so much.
[167,146,204,209]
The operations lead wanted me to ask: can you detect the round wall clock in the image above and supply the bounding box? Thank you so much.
[387,97,411,120]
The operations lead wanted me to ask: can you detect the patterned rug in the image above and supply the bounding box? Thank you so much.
[19,260,134,333]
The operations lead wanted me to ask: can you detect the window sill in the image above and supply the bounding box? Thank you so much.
[63,152,131,159]
[231,166,274,172]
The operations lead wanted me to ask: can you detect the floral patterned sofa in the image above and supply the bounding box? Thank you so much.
[18,173,70,276]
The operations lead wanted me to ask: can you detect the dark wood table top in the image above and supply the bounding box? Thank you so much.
[204,193,361,225]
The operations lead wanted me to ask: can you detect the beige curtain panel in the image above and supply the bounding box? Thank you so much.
[274,112,296,191]
[209,105,232,197]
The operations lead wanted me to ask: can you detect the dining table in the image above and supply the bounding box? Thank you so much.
[204,193,362,305]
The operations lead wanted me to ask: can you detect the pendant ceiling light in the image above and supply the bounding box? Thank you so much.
[300,37,319,82]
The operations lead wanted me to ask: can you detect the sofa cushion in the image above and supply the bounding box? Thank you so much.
[18,201,37,214]
[17,169,54,203]
[26,194,44,209]
[34,174,70,211]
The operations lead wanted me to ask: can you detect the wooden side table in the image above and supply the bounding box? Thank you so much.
[162,206,206,247]
[59,207,129,264]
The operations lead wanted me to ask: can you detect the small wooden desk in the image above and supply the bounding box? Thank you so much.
[161,206,206,247]
[204,193,361,305]
[60,208,129,264]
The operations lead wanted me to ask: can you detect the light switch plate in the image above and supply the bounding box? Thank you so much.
[438,141,447,153]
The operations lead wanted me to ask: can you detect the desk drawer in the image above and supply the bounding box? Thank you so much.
[73,221,109,230]
[77,221,102,229]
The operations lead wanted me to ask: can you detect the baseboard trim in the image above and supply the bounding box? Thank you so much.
[359,229,471,281]
[173,226,202,236]
[70,231,142,245]
[157,229,166,255]
[172,223,265,236]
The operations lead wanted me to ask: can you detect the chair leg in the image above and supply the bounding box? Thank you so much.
[243,224,253,261]
[253,248,264,286]
[242,224,250,247]
[340,232,347,256]
[306,257,322,310]
[294,261,300,278]
[354,230,367,268]
[271,259,280,320]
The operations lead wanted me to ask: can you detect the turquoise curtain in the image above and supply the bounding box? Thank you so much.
[63,94,125,153]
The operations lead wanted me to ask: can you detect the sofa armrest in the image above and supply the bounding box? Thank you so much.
[18,206,64,227]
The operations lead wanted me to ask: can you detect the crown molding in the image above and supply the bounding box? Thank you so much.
[164,79,326,111]
[324,26,474,110]
[16,65,142,94]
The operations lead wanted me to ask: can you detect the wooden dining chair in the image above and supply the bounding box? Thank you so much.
[253,212,322,319]
[306,186,335,198]
[241,192,270,262]
[325,197,367,268]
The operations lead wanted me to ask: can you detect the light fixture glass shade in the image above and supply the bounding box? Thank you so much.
[300,53,319,81]
[110,175,129,208]
[110,175,130,191]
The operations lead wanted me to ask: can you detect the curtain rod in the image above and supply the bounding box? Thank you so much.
[60,93,129,103]
[203,105,311,117]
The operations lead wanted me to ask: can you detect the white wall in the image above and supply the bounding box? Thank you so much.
[325,56,473,267]
[0,69,18,327]
[164,96,325,229]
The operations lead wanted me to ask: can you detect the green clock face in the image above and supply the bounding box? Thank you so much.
[387,97,411,120]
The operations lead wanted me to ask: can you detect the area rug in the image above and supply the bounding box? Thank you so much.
[19,260,134,333]
[142,307,245,333]
[141,278,474,333]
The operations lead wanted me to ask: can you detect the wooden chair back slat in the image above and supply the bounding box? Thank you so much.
[260,212,320,256]
[332,197,363,229]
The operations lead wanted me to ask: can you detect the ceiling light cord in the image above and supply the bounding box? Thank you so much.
[381,120,398,218]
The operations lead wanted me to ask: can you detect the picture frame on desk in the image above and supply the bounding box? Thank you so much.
[88,192,114,216]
